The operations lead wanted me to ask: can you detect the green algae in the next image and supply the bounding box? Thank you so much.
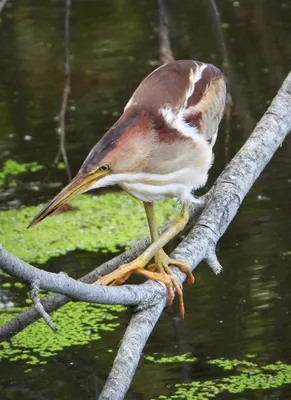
[0,159,68,188]
[0,192,177,264]
[145,353,257,371]
[145,353,197,364]
[145,353,291,399]
[0,159,45,186]
[0,302,125,365]
[57,162,65,170]
[207,357,259,372]
[167,366,291,399]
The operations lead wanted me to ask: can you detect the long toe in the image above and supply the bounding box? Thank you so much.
[169,259,195,285]
[94,262,142,286]
[135,268,175,306]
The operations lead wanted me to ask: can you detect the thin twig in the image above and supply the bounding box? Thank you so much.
[54,0,72,181]
[30,279,57,333]
[208,0,231,84]
[0,0,9,14]
[57,77,71,180]
[156,0,174,63]
[207,0,233,164]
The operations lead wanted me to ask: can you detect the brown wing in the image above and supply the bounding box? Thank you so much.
[125,60,226,146]
[125,60,199,112]
[184,65,226,145]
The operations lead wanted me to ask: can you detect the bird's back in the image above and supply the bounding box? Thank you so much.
[125,60,226,146]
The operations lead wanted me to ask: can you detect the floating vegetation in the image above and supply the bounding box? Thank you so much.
[0,193,177,264]
[0,159,45,187]
[145,353,197,364]
[0,302,125,365]
[145,353,291,399]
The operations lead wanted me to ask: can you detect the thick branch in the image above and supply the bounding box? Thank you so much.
[99,301,165,400]
[0,203,204,341]
[0,245,167,308]
[0,71,290,399]
[99,71,291,399]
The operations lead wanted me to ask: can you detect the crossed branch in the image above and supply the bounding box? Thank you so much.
[1,70,291,399]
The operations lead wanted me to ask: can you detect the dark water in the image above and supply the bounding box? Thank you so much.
[1,0,291,399]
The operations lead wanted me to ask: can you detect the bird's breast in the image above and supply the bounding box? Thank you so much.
[119,166,209,203]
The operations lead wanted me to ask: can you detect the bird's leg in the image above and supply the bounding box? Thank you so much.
[144,202,194,285]
[144,202,194,318]
[95,202,194,318]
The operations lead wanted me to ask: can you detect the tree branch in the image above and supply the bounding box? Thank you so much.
[99,301,165,400]
[156,0,174,63]
[99,70,291,399]
[54,0,72,181]
[1,72,290,399]
[0,0,9,14]
[0,202,205,341]
[29,279,57,333]
[0,244,168,308]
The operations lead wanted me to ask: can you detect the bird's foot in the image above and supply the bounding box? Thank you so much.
[94,258,178,308]
[147,250,195,320]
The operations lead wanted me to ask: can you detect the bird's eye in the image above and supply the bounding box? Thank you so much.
[99,163,110,172]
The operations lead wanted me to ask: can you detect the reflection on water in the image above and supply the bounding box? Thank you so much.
[0,0,291,399]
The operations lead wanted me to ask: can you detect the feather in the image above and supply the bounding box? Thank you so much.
[125,60,226,147]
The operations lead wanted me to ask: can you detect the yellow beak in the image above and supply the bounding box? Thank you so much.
[28,169,107,228]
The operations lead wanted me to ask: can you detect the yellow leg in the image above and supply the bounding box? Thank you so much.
[95,202,194,319]
[145,202,194,319]
[144,202,194,284]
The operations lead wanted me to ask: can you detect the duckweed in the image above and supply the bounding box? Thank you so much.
[0,302,125,365]
[145,353,291,399]
[0,159,45,186]
[0,192,177,264]
[145,353,197,364]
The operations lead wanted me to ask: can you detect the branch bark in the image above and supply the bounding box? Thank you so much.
[0,72,290,396]
[0,203,205,342]
[1,8,291,392]
[99,70,291,399]
[0,1,289,398]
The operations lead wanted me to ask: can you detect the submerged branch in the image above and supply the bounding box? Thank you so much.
[0,0,9,14]
[208,0,231,84]
[207,0,233,163]
[156,0,174,63]
[54,0,72,181]
[55,77,72,180]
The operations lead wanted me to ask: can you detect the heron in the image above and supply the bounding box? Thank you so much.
[29,60,226,319]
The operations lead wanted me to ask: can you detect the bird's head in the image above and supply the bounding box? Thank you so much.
[28,108,155,227]
[28,160,112,228]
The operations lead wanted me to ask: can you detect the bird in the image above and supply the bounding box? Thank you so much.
[29,60,226,319]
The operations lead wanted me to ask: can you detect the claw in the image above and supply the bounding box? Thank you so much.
[92,250,193,321]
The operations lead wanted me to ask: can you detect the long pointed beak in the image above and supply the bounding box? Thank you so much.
[28,170,107,228]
